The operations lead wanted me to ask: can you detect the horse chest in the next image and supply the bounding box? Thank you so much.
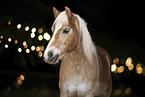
[62,75,92,95]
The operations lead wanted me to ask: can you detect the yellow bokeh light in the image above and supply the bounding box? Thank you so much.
[14,40,18,44]
[23,41,27,46]
[44,32,51,41]
[31,46,35,51]
[8,38,12,42]
[125,57,132,66]
[0,36,3,39]
[38,51,43,57]
[26,48,30,53]
[18,48,22,52]
[128,64,134,70]
[20,75,25,80]
[30,32,35,38]
[113,58,119,64]
[38,35,43,41]
[36,46,40,52]
[8,21,11,25]
[136,63,143,74]
[31,28,36,33]
[40,46,44,51]
[17,24,21,29]
[38,28,43,33]
[111,64,117,72]
[117,66,124,73]
[25,26,29,31]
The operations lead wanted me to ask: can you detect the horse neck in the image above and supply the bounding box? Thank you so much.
[63,41,93,66]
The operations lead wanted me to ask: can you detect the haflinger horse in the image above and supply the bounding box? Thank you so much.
[44,7,112,97]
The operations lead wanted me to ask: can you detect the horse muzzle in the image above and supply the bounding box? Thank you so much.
[44,51,60,64]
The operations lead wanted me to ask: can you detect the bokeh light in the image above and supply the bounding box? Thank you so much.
[44,32,51,41]
[30,32,35,38]
[38,28,43,33]
[31,28,36,33]
[38,35,43,41]
[113,57,119,64]
[25,26,29,31]
[26,48,30,53]
[8,38,12,42]
[136,63,143,74]
[111,64,117,72]
[31,46,35,51]
[5,44,8,48]
[18,48,22,52]
[17,24,21,29]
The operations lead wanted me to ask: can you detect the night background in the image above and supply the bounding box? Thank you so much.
[0,0,145,97]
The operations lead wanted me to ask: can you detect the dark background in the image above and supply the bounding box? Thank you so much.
[0,0,145,97]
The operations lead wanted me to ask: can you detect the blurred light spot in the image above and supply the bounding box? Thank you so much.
[31,28,36,33]
[18,48,22,52]
[23,41,27,46]
[26,48,30,53]
[38,51,43,57]
[20,75,25,80]
[31,46,35,51]
[30,32,35,38]
[14,40,18,44]
[128,64,134,70]
[8,38,12,42]
[40,46,44,51]
[5,44,8,48]
[44,32,51,41]
[0,40,1,43]
[125,87,131,95]
[38,28,43,33]
[38,35,43,41]
[17,79,22,85]
[113,58,119,64]
[8,21,11,25]
[17,24,21,29]
[117,66,124,73]
[115,89,122,96]
[125,57,132,66]
[36,46,40,52]
[25,26,29,31]
[136,63,143,74]
[111,64,117,72]
[1,36,3,39]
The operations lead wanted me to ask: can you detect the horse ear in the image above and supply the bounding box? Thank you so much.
[53,7,60,18]
[65,6,73,20]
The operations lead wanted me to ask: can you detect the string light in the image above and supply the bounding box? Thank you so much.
[36,46,40,52]
[38,51,43,57]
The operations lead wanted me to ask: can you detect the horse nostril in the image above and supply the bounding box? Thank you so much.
[48,52,53,58]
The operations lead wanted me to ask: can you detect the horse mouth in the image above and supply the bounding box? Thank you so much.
[47,54,59,64]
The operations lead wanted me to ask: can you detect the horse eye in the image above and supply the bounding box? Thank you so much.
[63,28,70,34]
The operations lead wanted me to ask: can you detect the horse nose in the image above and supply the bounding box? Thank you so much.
[48,52,53,58]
